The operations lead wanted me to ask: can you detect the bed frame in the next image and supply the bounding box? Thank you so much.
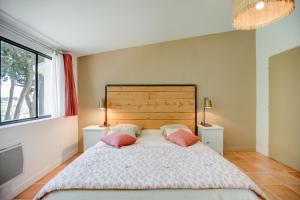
[105,84,197,133]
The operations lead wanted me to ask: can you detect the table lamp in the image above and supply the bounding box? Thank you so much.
[201,97,212,127]
[98,98,107,126]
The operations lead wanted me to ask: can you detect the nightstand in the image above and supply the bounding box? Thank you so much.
[83,125,107,151]
[198,124,224,155]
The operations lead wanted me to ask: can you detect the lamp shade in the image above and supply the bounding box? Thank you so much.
[204,97,212,109]
[98,98,105,110]
[232,0,295,30]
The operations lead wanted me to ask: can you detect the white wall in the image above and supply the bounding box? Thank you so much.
[0,15,79,200]
[0,117,78,200]
[256,2,300,155]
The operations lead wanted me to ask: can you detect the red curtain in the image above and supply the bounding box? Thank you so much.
[63,54,78,116]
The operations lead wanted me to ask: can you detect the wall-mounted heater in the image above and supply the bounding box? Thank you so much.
[0,143,23,185]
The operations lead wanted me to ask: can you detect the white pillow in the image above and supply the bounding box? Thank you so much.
[164,127,193,137]
[114,124,143,136]
[108,126,136,138]
[160,124,189,136]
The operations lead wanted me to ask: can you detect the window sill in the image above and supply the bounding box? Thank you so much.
[0,116,64,130]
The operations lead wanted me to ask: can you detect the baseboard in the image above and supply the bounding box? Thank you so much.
[3,149,78,200]
[224,146,256,152]
[256,145,268,156]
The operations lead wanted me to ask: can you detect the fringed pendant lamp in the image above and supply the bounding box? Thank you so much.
[232,0,295,30]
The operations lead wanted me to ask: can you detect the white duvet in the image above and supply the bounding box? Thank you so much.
[34,130,266,200]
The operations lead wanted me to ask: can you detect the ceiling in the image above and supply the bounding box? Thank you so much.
[0,0,233,56]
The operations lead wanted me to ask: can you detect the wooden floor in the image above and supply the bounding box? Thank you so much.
[225,152,300,200]
[14,152,300,200]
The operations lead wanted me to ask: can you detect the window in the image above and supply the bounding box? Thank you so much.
[0,37,52,125]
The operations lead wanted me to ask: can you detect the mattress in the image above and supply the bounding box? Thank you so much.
[38,129,263,200]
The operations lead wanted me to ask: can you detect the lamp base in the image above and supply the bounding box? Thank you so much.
[201,122,212,127]
[99,122,109,127]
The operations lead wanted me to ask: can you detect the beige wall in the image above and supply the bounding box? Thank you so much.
[269,46,300,171]
[78,30,256,152]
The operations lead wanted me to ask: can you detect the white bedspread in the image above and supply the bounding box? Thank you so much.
[34,130,266,200]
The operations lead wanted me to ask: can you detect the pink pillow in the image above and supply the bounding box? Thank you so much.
[101,133,136,148]
[166,129,199,147]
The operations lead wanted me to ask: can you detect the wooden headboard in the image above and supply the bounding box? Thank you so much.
[105,84,197,133]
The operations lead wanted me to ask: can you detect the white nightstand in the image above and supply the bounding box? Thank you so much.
[83,125,107,151]
[198,124,224,155]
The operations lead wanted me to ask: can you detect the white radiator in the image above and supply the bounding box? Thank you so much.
[0,143,23,185]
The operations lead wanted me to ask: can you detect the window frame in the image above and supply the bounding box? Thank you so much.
[0,36,52,126]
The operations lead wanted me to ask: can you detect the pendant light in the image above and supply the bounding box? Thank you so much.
[232,0,295,30]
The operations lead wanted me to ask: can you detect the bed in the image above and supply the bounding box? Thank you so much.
[34,85,266,200]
